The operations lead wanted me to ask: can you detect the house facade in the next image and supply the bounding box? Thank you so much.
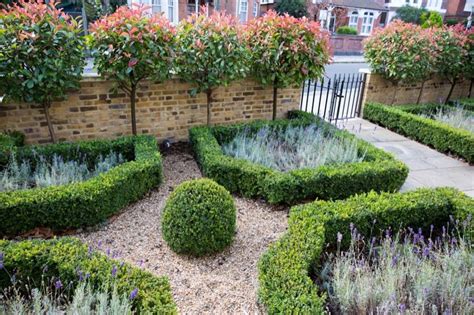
[444,0,474,22]
[128,0,261,24]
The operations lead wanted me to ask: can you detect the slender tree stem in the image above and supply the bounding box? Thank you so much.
[206,88,212,126]
[43,100,57,143]
[272,85,278,120]
[445,79,456,104]
[416,80,425,105]
[130,84,137,135]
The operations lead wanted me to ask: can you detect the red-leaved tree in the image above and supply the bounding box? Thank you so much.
[245,10,330,120]
[89,4,175,135]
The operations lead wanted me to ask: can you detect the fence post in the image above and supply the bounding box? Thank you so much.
[357,71,369,117]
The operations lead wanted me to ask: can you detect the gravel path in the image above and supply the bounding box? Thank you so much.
[76,143,289,314]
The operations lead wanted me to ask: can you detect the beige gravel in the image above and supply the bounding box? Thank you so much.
[76,143,289,314]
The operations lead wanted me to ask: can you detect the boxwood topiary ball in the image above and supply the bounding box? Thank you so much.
[161,178,236,256]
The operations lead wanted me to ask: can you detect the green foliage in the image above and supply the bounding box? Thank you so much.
[363,102,474,163]
[336,26,358,35]
[274,0,307,18]
[0,238,177,313]
[0,0,85,142]
[88,5,175,135]
[162,178,236,256]
[394,5,427,24]
[189,111,408,204]
[421,11,443,28]
[0,135,163,236]
[421,106,473,133]
[258,187,474,313]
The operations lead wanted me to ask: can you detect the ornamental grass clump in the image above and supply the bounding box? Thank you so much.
[421,106,474,133]
[245,10,330,120]
[0,0,85,143]
[174,10,248,126]
[161,178,236,256]
[89,4,175,135]
[321,222,473,314]
[221,124,365,172]
[0,151,124,192]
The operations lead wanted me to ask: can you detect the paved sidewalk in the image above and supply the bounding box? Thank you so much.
[339,118,474,197]
[332,55,366,63]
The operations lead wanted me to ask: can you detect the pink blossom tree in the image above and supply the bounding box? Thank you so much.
[245,10,330,120]
[89,5,175,135]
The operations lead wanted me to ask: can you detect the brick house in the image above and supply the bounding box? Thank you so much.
[444,0,474,22]
[127,0,261,24]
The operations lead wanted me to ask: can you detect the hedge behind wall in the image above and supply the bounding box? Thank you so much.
[190,110,408,204]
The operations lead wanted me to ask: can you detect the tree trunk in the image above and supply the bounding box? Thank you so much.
[206,88,212,126]
[469,79,473,98]
[391,82,398,105]
[43,101,57,143]
[130,84,137,135]
[272,86,278,120]
[416,80,425,105]
[445,79,456,104]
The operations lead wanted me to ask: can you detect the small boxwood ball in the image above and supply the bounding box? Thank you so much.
[161,178,236,256]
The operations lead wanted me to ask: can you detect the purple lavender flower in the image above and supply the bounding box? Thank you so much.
[129,288,139,300]
[106,248,111,256]
[120,261,125,268]
[422,247,430,258]
[399,303,406,313]
[0,252,3,270]
[349,223,354,231]
[391,254,399,267]
[111,265,117,277]
[55,279,63,290]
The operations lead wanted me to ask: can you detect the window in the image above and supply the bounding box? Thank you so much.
[168,0,174,22]
[361,12,374,34]
[379,12,387,27]
[152,0,161,14]
[348,11,358,29]
[260,0,274,4]
[253,1,258,17]
[239,0,248,23]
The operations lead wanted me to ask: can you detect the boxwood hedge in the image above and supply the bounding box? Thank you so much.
[363,102,474,163]
[258,187,474,314]
[0,135,163,236]
[0,238,177,313]
[189,110,408,204]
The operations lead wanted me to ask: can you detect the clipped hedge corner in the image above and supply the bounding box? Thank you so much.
[0,238,177,314]
[0,135,163,236]
[363,102,474,163]
[258,187,474,314]
[189,110,408,204]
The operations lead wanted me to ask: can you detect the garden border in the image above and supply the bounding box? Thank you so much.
[363,102,474,163]
[0,135,163,236]
[258,187,474,313]
[189,110,408,204]
[0,237,177,313]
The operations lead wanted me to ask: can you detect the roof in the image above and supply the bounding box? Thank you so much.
[330,0,388,11]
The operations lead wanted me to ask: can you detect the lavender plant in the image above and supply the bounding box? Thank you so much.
[0,282,133,314]
[221,125,365,172]
[321,222,473,314]
[422,106,474,133]
[0,151,124,192]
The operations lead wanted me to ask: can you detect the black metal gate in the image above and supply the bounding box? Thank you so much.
[300,73,367,122]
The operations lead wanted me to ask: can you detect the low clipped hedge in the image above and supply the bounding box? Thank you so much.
[162,178,236,256]
[458,98,474,111]
[258,187,474,314]
[363,102,474,163]
[0,238,177,313]
[336,26,358,35]
[0,135,163,236]
[189,110,408,204]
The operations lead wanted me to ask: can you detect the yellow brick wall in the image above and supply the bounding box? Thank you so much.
[362,73,471,106]
[0,77,302,144]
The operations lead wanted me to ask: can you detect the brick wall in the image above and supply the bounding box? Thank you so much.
[0,77,301,144]
[362,72,471,106]
[330,34,365,55]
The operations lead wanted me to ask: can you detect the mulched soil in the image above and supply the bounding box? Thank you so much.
[75,143,289,314]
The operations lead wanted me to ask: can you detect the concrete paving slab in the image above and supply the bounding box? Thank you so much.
[341,118,474,196]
